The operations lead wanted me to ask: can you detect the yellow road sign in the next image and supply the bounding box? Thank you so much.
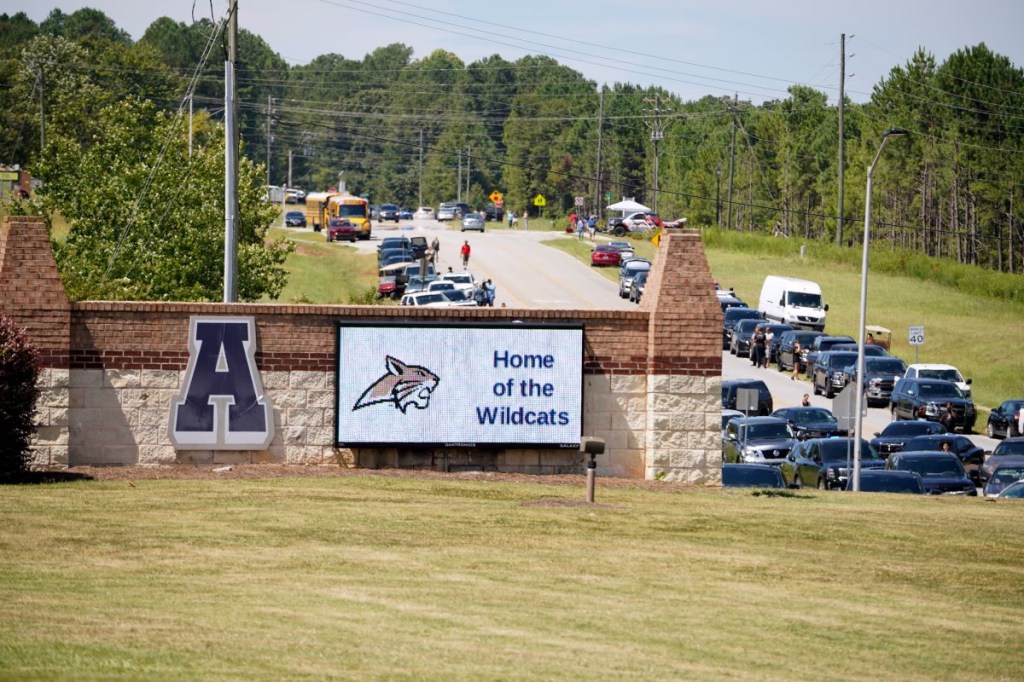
[651,232,661,247]
[533,194,546,207]
[488,190,503,204]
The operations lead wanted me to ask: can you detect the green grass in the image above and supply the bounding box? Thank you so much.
[264,227,381,304]
[1,474,1021,680]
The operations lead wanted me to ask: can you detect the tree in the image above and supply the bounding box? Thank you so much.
[33,98,292,302]
[0,314,40,476]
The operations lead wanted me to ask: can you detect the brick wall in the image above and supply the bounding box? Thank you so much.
[1,216,722,480]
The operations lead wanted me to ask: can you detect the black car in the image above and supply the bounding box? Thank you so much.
[721,463,785,489]
[775,330,825,373]
[284,210,306,227]
[901,434,984,481]
[722,416,797,466]
[810,351,860,398]
[848,356,907,407]
[764,323,794,362]
[804,335,855,376]
[869,420,947,459]
[722,307,762,350]
[889,378,977,432]
[628,270,648,303]
[482,205,504,222]
[377,203,401,222]
[378,236,411,252]
[721,378,773,416]
[729,318,762,357]
[771,406,844,440]
[847,469,925,494]
[978,438,1024,485]
[378,248,414,266]
[718,296,748,312]
[828,343,890,357]
[781,437,885,489]
[986,399,1024,439]
[884,451,978,495]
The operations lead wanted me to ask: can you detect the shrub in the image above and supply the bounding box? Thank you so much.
[0,314,41,474]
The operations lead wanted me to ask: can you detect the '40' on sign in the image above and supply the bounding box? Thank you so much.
[908,325,925,346]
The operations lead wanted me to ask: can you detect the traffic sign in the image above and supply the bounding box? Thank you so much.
[833,384,867,432]
[604,191,613,202]
[533,194,546,207]
[908,325,925,346]
[574,196,585,207]
[489,190,503,204]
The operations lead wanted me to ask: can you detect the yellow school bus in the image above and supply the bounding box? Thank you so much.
[304,191,336,232]
[327,194,371,240]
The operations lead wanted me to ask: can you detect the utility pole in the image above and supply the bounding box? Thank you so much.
[644,94,666,213]
[418,129,423,207]
[456,149,462,202]
[465,146,471,198]
[726,93,738,230]
[37,65,45,153]
[837,33,846,246]
[287,148,293,189]
[188,92,193,158]
[265,94,273,187]
[595,86,604,212]
[715,166,722,227]
[224,0,238,302]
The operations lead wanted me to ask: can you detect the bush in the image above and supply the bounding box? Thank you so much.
[0,314,41,474]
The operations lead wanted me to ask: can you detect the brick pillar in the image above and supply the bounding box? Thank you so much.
[0,216,71,466]
[643,228,723,482]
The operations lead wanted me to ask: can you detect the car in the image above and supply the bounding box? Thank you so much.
[729,319,762,357]
[441,271,476,293]
[284,210,306,227]
[847,356,907,406]
[482,205,505,222]
[721,409,745,439]
[718,296,748,311]
[460,212,485,232]
[326,218,358,242]
[846,469,925,494]
[402,274,439,295]
[368,204,380,220]
[828,343,889,357]
[900,434,985,480]
[409,236,429,259]
[889,378,977,432]
[780,437,884,489]
[804,335,855,376]
[378,236,411,252]
[763,323,794,362]
[399,208,413,219]
[376,275,401,299]
[983,464,1024,497]
[810,351,860,398]
[903,364,972,398]
[722,416,797,465]
[869,420,948,459]
[770,406,844,440]
[775,330,825,373]
[426,280,457,293]
[591,245,622,267]
[722,307,762,350]
[413,206,436,220]
[628,270,648,303]
[621,211,661,232]
[378,203,400,222]
[618,258,651,298]
[997,480,1024,498]
[399,291,449,307]
[721,378,773,416]
[377,247,413,265]
[978,438,1024,485]
[986,399,1024,439]
[437,203,459,221]
[438,289,479,307]
[721,463,785,489]
[884,451,978,495]
[609,240,635,259]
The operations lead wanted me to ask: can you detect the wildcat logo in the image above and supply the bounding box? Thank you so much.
[354,356,439,413]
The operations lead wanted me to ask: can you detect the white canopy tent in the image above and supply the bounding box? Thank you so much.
[605,198,651,213]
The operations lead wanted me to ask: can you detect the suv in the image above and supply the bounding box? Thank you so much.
[848,355,907,406]
[811,350,860,398]
[889,378,977,432]
[775,330,825,373]
[900,434,985,481]
[903,364,972,398]
[869,420,947,459]
[482,205,505,222]
[781,437,884,489]
[377,203,400,222]
[437,203,459,221]
[722,307,762,350]
[884,451,977,495]
[721,378,773,415]
[618,258,651,298]
[722,416,797,465]
[770,406,843,440]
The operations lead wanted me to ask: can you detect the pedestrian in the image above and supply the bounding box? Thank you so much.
[569,211,577,232]
[484,279,496,307]
[473,286,486,306]
[588,214,597,239]
[752,325,766,368]
[431,237,440,264]
[447,266,454,274]
[790,341,802,380]
[507,208,514,228]
[939,402,957,432]
[576,216,586,240]
[521,208,529,231]
[801,393,810,407]
[764,328,774,364]
[460,240,471,268]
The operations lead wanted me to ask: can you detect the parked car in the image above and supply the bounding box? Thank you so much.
[997,480,1024,498]
[378,236,411,253]
[722,416,797,465]
[847,356,907,407]
[718,296,748,312]
[413,206,436,220]
[846,469,925,494]
[628,270,648,303]
[437,203,459,221]
[426,280,457,294]
[721,409,745,439]
[591,245,622,267]
[721,463,785,489]
[869,420,947,459]
[403,274,439,295]
[460,212,485,232]
[621,211,661,231]
[983,463,1024,497]
[986,399,1024,439]
[438,289,478,307]
[884,451,978,495]
[720,379,773,416]
[409,236,429,259]
[729,319,762,357]
[284,210,306,227]
[399,208,413,219]
[377,276,400,299]
[722,307,763,350]
[399,291,449,307]
[609,240,635,259]
[810,351,860,398]
[804,335,855,376]
[829,343,889,357]
[781,437,884,489]
[618,258,651,298]
[770,406,844,440]
[326,218,358,242]
[378,203,400,222]
[889,378,977,432]
[978,438,1024,485]
[441,271,476,293]
[378,247,413,266]
[775,330,825,373]
[763,323,794,362]
[900,434,985,481]
[903,363,972,398]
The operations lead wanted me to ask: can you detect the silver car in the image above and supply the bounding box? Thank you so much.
[618,258,651,298]
[460,213,485,232]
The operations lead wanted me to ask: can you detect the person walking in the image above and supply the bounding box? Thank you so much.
[588,215,598,240]
[522,208,529,231]
[460,240,471,268]
[752,325,766,368]
[430,237,440,264]
[576,216,586,240]
[484,279,496,307]
[791,341,802,380]
[507,208,515,228]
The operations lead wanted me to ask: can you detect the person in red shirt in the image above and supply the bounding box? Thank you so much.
[460,240,471,267]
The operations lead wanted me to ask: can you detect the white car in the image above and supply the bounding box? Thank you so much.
[609,240,634,259]
[399,291,449,307]
[426,280,457,294]
[903,364,972,398]
[413,206,436,220]
[441,272,476,293]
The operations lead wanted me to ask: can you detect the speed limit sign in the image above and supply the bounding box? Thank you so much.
[908,325,925,346]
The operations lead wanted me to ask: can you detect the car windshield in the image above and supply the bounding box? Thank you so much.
[444,274,472,285]
[917,382,963,399]
[791,409,836,424]
[820,440,877,462]
[826,353,859,368]
[413,293,446,304]
[727,309,761,322]
[898,457,963,477]
[745,423,792,440]
[441,290,470,302]
[994,441,1024,456]
[786,292,823,308]
[336,205,366,218]
[464,213,482,220]
[990,468,1024,484]
[865,358,906,373]
[917,368,961,381]
[625,264,650,276]
[880,421,940,437]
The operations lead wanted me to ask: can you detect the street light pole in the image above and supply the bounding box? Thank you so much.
[853,127,908,491]
[715,166,722,227]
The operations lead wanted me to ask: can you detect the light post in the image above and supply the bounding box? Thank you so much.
[852,127,908,491]
[715,166,722,227]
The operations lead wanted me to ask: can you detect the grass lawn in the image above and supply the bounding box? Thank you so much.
[264,227,380,304]
[1,474,1021,680]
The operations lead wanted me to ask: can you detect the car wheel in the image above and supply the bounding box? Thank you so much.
[824,384,834,399]
[986,422,996,439]
[813,382,821,396]
[791,475,800,489]
[777,359,784,372]
[817,478,828,490]
[891,406,899,421]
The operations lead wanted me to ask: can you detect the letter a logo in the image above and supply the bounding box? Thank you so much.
[169,316,274,450]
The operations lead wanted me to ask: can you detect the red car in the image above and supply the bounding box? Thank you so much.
[591,245,622,267]
[327,219,356,242]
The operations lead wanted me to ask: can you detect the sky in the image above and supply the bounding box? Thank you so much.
[7,0,1024,104]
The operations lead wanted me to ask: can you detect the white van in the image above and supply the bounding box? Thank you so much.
[758,276,827,331]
